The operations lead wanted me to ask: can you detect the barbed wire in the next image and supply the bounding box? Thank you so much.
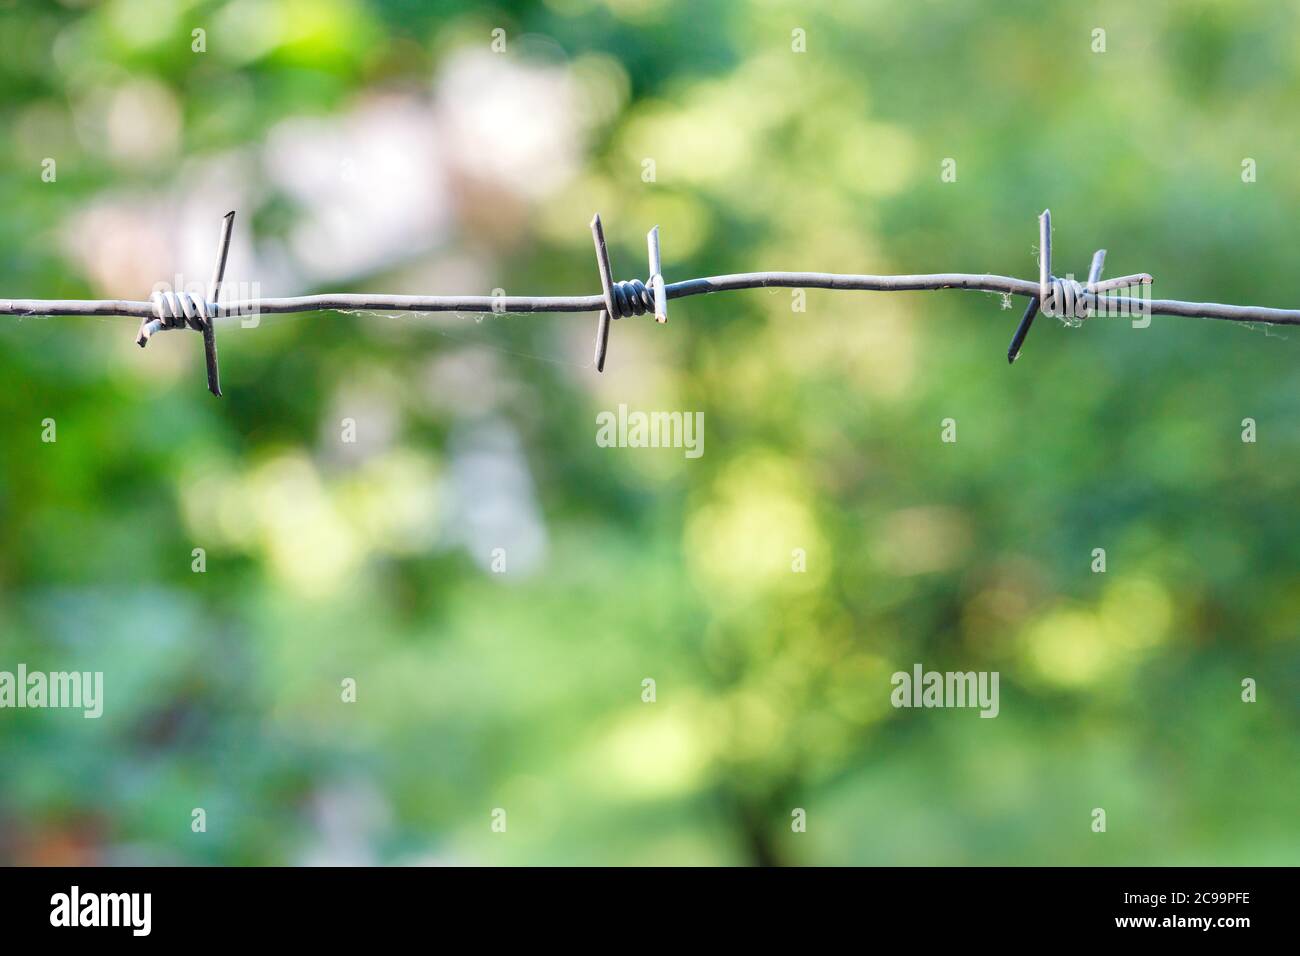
[2,208,1297,398]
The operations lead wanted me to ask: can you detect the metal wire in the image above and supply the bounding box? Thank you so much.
[2,208,1297,397]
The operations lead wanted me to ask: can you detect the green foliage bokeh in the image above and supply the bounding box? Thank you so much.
[1,0,1297,865]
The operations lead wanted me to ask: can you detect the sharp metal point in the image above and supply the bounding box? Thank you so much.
[203,211,236,397]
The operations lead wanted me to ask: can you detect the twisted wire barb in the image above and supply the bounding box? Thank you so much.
[1007,210,1149,363]
[2,208,1297,397]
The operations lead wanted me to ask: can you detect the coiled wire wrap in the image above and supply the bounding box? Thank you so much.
[138,290,213,344]
[1040,277,1092,320]
[609,278,656,318]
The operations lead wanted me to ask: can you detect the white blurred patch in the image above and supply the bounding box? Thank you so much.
[433,49,585,200]
[58,44,596,305]
[421,346,519,418]
[104,78,182,168]
[443,418,547,577]
[298,777,393,867]
[60,151,265,303]
[61,196,176,300]
[264,96,452,282]
[321,375,402,466]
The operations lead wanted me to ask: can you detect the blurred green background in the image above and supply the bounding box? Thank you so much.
[1,0,1297,866]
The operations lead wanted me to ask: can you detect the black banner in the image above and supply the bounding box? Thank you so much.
[0,866,1283,942]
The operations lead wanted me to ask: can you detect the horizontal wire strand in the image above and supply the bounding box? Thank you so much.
[6,274,1295,324]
